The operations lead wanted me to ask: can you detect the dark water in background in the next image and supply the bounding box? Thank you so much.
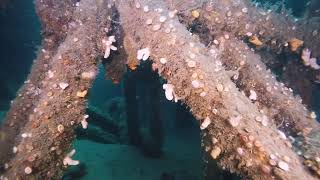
[253,0,308,17]
[0,0,41,116]
[0,0,318,180]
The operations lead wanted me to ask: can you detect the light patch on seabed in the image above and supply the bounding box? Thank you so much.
[71,129,201,180]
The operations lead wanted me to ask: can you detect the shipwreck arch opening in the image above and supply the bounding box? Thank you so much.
[63,62,204,180]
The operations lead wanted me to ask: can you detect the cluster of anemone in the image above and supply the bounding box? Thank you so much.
[301,48,320,70]
[102,36,117,59]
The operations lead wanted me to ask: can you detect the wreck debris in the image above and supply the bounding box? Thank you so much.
[173,1,320,176]
[118,0,318,179]
[0,0,319,179]
[0,0,111,178]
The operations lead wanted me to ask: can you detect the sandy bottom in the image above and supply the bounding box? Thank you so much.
[64,128,202,180]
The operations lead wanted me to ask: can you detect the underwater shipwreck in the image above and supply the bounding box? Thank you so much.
[0,0,320,179]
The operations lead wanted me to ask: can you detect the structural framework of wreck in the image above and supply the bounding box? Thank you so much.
[0,0,320,179]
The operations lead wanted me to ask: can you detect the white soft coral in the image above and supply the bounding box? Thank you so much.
[137,48,150,61]
[163,84,174,101]
[301,48,320,70]
[63,149,79,166]
[301,48,311,66]
[102,36,117,58]
[81,114,89,129]
[162,84,180,102]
